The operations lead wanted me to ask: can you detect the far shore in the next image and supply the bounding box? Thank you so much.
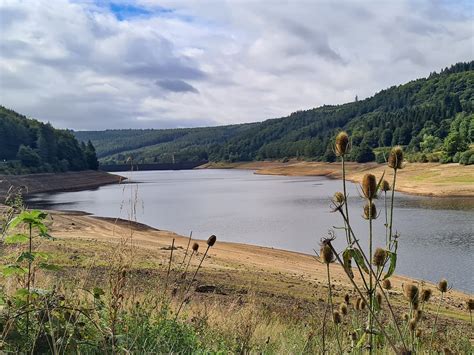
[0,170,125,202]
[200,161,474,198]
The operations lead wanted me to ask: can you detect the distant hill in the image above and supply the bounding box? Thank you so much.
[71,61,471,167]
[0,106,99,174]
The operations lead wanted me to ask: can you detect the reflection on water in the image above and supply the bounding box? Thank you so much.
[28,169,474,293]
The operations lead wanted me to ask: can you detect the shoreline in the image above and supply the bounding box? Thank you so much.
[200,161,474,198]
[40,209,471,322]
[0,170,125,202]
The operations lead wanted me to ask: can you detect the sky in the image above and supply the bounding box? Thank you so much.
[0,0,473,130]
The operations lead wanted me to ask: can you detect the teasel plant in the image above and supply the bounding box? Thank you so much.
[334,131,352,245]
[318,234,342,354]
[429,278,450,350]
[175,235,217,320]
[326,133,408,353]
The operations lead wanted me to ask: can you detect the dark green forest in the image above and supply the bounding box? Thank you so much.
[0,106,98,174]
[75,62,474,166]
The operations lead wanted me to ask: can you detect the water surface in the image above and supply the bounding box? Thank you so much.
[29,170,474,293]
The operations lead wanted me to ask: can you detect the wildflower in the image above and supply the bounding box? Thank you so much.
[363,202,377,220]
[438,279,448,293]
[320,244,335,264]
[403,284,419,305]
[333,192,345,205]
[362,174,377,200]
[372,248,387,267]
[340,303,348,316]
[333,311,342,324]
[207,235,217,247]
[381,180,390,192]
[192,242,199,252]
[421,289,432,303]
[382,279,392,290]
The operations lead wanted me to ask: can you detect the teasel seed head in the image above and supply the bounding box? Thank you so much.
[403,313,409,322]
[207,235,217,247]
[438,279,448,293]
[320,244,335,264]
[403,284,419,305]
[414,310,423,322]
[333,192,345,205]
[412,299,420,310]
[408,318,417,332]
[360,298,366,310]
[382,279,392,290]
[467,298,474,311]
[388,146,404,170]
[333,311,342,324]
[421,289,432,303]
[192,242,199,252]
[381,180,390,192]
[335,131,350,156]
[363,202,377,220]
[340,303,348,316]
[344,293,350,305]
[372,248,387,267]
[376,292,383,307]
[362,174,378,200]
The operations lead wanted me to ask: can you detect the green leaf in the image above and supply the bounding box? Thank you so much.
[14,288,30,301]
[8,210,48,229]
[32,252,50,260]
[342,248,354,279]
[384,251,397,280]
[346,248,369,274]
[93,287,105,299]
[2,265,28,276]
[38,263,61,271]
[4,234,29,244]
[356,332,366,349]
[16,252,35,263]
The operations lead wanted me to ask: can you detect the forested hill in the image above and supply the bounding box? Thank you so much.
[0,106,99,174]
[77,61,472,166]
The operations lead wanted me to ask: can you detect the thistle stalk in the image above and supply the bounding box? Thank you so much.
[326,263,342,354]
[342,156,351,244]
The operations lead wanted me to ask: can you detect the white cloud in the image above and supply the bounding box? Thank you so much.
[0,0,472,130]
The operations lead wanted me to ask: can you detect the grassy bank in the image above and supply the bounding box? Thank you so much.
[202,161,474,197]
[0,208,470,352]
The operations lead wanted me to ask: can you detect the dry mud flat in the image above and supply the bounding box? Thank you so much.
[203,161,474,197]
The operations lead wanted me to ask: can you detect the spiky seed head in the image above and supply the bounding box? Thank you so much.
[414,310,423,322]
[333,192,345,204]
[333,311,342,324]
[207,235,217,247]
[320,244,335,264]
[335,131,349,156]
[344,293,350,305]
[421,289,432,303]
[409,318,417,332]
[382,279,392,290]
[403,284,419,304]
[363,202,377,220]
[412,299,420,310]
[467,299,474,311]
[438,279,448,293]
[381,180,390,192]
[388,146,404,169]
[415,329,422,338]
[340,303,348,316]
[360,298,366,310]
[376,292,383,307]
[372,248,387,267]
[192,242,199,252]
[362,174,378,200]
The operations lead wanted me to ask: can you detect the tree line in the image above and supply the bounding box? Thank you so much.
[0,106,99,174]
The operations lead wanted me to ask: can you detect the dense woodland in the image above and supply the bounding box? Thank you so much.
[76,61,474,166]
[0,106,98,174]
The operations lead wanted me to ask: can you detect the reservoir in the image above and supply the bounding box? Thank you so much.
[29,169,474,293]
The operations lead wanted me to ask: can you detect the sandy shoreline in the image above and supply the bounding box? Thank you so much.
[34,209,469,321]
[201,161,474,198]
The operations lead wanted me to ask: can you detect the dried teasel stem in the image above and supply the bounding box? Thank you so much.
[429,279,448,350]
[179,231,193,269]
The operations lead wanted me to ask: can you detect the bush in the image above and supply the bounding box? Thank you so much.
[459,150,474,165]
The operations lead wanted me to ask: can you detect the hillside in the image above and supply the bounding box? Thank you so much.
[78,61,473,166]
[0,106,99,174]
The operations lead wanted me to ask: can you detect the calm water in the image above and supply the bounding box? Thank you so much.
[29,170,474,293]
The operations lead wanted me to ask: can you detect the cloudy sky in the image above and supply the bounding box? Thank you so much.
[0,0,473,130]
